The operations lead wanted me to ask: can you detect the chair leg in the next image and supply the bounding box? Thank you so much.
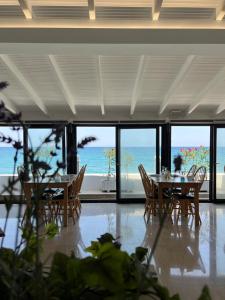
[188,201,194,216]
[68,202,76,224]
[75,201,80,218]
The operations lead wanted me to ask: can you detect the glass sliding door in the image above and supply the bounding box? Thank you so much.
[76,126,116,200]
[119,127,158,200]
[216,128,225,200]
[171,125,210,200]
[28,127,65,175]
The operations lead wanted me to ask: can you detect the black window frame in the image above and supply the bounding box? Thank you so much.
[1,120,225,203]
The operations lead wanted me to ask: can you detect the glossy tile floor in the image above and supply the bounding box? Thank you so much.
[1,203,225,300]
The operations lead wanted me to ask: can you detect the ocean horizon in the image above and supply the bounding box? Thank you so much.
[0,146,221,175]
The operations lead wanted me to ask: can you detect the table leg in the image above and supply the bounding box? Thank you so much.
[194,187,200,227]
[63,185,68,227]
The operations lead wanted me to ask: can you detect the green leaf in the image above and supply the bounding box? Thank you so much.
[45,223,58,239]
[198,286,212,300]
[51,252,70,274]
[170,294,182,300]
[85,241,101,257]
[97,233,115,244]
[135,247,148,262]
[0,248,15,265]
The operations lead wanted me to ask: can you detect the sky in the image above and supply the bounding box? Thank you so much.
[171,126,210,147]
[217,129,225,147]
[0,128,59,148]
[78,126,210,147]
[0,125,213,148]
[77,127,157,147]
[120,129,156,147]
[0,126,23,147]
[77,127,115,147]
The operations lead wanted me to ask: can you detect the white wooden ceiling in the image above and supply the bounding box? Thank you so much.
[1,53,225,120]
[0,0,225,27]
[1,1,225,120]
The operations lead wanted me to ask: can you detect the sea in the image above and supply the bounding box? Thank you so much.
[0,146,224,175]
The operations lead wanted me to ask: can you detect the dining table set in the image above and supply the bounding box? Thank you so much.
[149,173,201,227]
[139,164,206,227]
[23,174,77,227]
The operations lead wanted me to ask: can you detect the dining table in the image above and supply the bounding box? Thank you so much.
[23,174,77,227]
[149,174,202,227]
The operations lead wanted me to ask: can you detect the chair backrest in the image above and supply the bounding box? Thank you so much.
[138,164,153,199]
[194,166,206,190]
[187,164,197,178]
[77,165,86,193]
[70,165,86,197]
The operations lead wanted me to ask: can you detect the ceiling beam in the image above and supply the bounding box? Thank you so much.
[130,55,147,115]
[0,92,18,113]
[216,0,225,21]
[18,0,32,19]
[188,65,225,115]
[49,55,76,115]
[152,0,163,21]
[216,102,225,115]
[0,55,47,114]
[159,55,195,114]
[96,56,104,115]
[88,0,96,20]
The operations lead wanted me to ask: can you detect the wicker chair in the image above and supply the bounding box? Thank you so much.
[139,164,176,221]
[174,166,206,223]
[187,164,198,179]
[138,164,157,220]
[51,165,86,223]
[18,166,53,224]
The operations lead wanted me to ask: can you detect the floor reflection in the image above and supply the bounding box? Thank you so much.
[143,221,206,277]
[1,203,225,299]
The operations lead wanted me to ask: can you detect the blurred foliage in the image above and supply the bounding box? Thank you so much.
[0,233,212,300]
[180,146,209,173]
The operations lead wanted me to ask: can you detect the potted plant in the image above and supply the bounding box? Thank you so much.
[101,148,116,192]
[121,151,134,192]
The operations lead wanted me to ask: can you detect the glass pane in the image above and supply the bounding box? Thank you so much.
[120,128,156,199]
[0,126,23,174]
[216,128,225,200]
[216,206,225,276]
[171,126,210,200]
[77,127,116,199]
[28,128,63,175]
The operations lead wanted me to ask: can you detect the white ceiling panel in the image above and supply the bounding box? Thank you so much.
[0,54,225,118]
[7,55,65,106]
[52,55,99,106]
